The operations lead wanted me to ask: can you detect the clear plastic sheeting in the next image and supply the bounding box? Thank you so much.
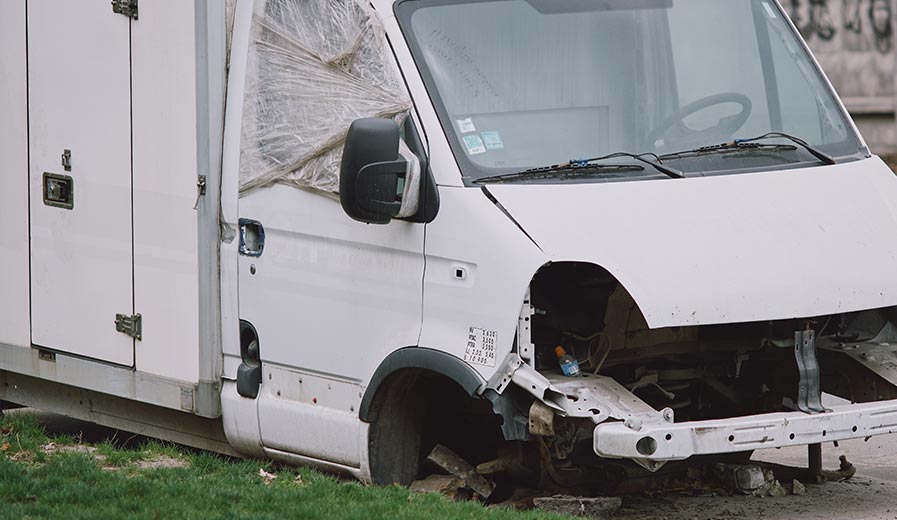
[239,0,412,195]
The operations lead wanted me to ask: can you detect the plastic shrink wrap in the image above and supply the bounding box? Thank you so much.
[238,0,414,202]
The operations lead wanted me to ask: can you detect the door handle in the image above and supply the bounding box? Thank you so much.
[43,172,74,210]
[238,218,265,257]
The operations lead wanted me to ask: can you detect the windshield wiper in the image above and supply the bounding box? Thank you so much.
[568,151,685,179]
[473,163,644,184]
[660,132,837,166]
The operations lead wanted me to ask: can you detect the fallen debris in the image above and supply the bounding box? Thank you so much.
[705,462,798,497]
[532,495,622,519]
[426,444,495,499]
[134,455,188,470]
[710,463,767,494]
[258,468,277,485]
[766,479,788,497]
[410,474,470,500]
[822,455,856,481]
[791,479,806,496]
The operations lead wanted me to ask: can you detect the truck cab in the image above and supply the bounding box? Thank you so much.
[223,0,897,486]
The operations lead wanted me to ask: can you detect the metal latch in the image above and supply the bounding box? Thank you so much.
[61,149,71,171]
[115,313,142,341]
[192,175,207,210]
[112,0,138,20]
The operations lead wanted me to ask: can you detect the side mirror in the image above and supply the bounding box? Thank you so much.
[340,118,407,224]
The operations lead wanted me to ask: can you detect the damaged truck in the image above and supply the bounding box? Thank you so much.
[3,0,897,494]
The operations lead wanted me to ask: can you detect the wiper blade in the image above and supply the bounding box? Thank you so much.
[473,163,644,184]
[568,151,685,179]
[661,132,837,166]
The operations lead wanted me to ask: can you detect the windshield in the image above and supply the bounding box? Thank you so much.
[396,0,865,183]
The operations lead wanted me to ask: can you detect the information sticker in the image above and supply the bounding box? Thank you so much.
[457,118,477,133]
[481,131,504,150]
[463,135,487,155]
[464,327,498,367]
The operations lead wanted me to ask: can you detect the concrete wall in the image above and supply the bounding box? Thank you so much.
[786,0,897,153]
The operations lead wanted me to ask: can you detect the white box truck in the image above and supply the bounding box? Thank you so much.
[4,0,897,488]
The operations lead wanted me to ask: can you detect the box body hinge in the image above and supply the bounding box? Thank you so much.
[115,313,142,341]
[111,0,138,20]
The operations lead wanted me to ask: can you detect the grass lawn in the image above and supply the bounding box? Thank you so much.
[0,413,567,520]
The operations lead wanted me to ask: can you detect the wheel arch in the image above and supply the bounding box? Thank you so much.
[359,346,485,422]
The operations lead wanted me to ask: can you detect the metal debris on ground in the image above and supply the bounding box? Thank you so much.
[532,495,622,519]
[425,444,495,499]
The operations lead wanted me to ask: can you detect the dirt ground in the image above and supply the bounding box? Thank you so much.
[616,435,897,520]
[617,396,897,520]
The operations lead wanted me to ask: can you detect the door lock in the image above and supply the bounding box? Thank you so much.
[43,172,74,210]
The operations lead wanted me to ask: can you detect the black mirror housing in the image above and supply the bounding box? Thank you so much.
[340,118,406,224]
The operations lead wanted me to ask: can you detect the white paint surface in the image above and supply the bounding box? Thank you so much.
[238,184,425,384]
[489,157,897,328]
[131,1,200,382]
[257,364,363,467]
[419,187,547,383]
[0,1,31,348]
[27,2,134,365]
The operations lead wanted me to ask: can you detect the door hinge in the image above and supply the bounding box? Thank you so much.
[115,313,142,341]
[112,0,138,20]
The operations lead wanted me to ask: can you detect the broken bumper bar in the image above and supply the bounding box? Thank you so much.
[593,399,897,461]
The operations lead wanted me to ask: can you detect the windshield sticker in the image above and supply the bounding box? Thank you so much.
[457,118,476,133]
[762,2,777,18]
[481,131,504,151]
[463,327,497,367]
[463,134,486,155]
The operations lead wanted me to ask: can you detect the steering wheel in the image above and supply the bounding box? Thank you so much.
[647,93,753,151]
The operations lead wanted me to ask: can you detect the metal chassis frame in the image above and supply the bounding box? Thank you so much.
[0,369,238,457]
[594,398,897,462]
[0,342,219,416]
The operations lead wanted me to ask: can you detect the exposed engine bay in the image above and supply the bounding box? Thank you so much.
[472,262,897,491]
[529,262,897,420]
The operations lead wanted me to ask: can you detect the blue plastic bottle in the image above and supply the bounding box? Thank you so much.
[555,346,581,377]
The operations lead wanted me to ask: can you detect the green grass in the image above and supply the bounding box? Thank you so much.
[0,413,567,520]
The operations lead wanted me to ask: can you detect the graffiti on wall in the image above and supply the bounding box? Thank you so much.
[788,0,893,53]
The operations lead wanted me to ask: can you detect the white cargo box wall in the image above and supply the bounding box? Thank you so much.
[0,2,226,427]
[0,1,30,350]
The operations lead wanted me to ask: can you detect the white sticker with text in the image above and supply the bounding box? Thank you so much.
[464,327,497,367]
[457,118,476,133]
